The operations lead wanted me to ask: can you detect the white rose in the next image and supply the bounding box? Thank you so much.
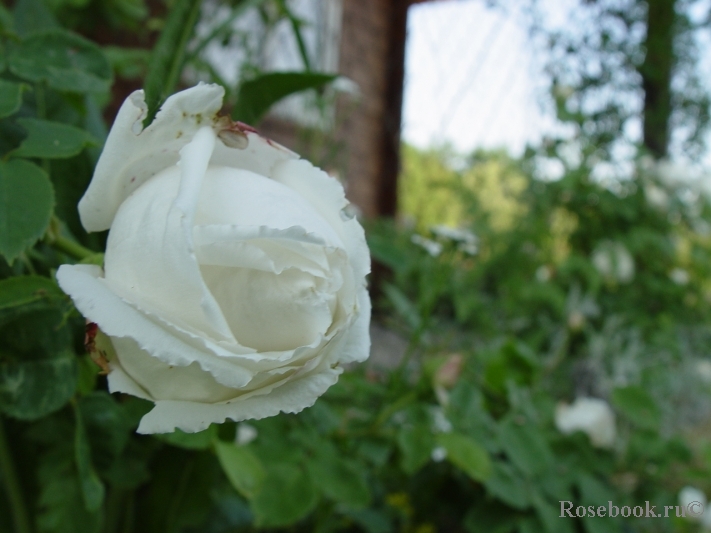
[57,84,371,434]
[555,397,616,448]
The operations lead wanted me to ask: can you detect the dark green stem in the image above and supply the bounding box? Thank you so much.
[49,234,95,261]
[0,417,32,533]
[165,459,194,532]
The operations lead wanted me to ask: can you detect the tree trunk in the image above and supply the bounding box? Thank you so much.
[639,0,676,159]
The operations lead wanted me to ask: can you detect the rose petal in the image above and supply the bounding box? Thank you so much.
[194,166,343,249]
[194,224,332,276]
[210,129,299,181]
[136,366,343,433]
[79,84,225,232]
[56,264,255,389]
[103,128,236,342]
[271,159,371,283]
[111,336,240,403]
[335,284,371,364]
[200,264,337,352]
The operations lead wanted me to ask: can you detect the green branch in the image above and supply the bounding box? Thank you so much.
[48,234,96,261]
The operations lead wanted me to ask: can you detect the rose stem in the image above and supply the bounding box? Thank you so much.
[49,234,96,261]
[0,416,32,533]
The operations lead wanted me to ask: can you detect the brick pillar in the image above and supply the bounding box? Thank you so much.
[337,0,411,218]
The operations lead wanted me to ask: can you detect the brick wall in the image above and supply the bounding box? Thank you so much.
[335,0,392,217]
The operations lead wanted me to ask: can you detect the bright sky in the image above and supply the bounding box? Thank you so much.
[402,0,554,156]
[401,0,711,162]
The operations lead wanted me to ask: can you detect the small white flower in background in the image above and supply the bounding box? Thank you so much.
[536,265,552,283]
[431,446,447,462]
[429,406,453,434]
[430,225,478,255]
[669,268,690,286]
[644,183,670,211]
[459,242,478,256]
[235,423,258,445]
[655,159,689,189]
[678,486,707,522]
[696,360,711,384]
[411,234,443,257]
[555,397,616,448]
[56,84,371,434]
[565,285,599,332]
[430,225,477,244]
[592,240,635,283]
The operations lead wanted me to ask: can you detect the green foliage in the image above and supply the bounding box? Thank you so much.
[0,160,54,262]
[215,440,265,499]
[141,0,202,127]
[7,30,111,93]
[1,3,710,533]
[232,71,338,125]
[0,81,28,119]
[12,119,98,159]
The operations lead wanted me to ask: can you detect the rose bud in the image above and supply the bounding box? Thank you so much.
[57,84,371,434]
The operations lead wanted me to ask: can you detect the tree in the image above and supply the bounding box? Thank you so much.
[534,0,709,161]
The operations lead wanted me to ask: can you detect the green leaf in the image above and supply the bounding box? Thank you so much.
[232,71,337,125]
[382,282,421,330]
[0,159,54,262]
[498,417,554,476]
[0,308,77,420]
[531,492,575,533]
[611,385,661,430]
[36,437,102,533]
[0,80,27,119]
[484,460,530,509]
[341,508,392,533]
[73,403,105,512]
[0,275,64,315]
[396,423,435,474]
[158,425,218,450]
[103,46,150,80]
[37,477,101,533]
[436,432,491,482]
[142,0,202,127]
[8,29,111,93]
[215,440,265,499]
[12,0,58,36]
[307,453,371,508]
[0,356,77,420]
[464,501,518,533]
[79,392,134,470]
[251,463,318,528]
[12,118,98,159]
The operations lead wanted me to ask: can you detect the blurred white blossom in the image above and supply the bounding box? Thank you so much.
[644,183,670,211]
[592,241,635,283]
[236,423,258,445]
[430,225,477,244]
[430,406,453,434]
[411,234,443,257]
[536,265,552,283]
[431,446,447,462]
[669,268,690,286]
[696,360,711,384]
[430,225,479,255]
[555,397,616,448]
[678,486,707,522]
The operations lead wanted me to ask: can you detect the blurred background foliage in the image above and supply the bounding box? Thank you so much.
[1,0,711,532]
